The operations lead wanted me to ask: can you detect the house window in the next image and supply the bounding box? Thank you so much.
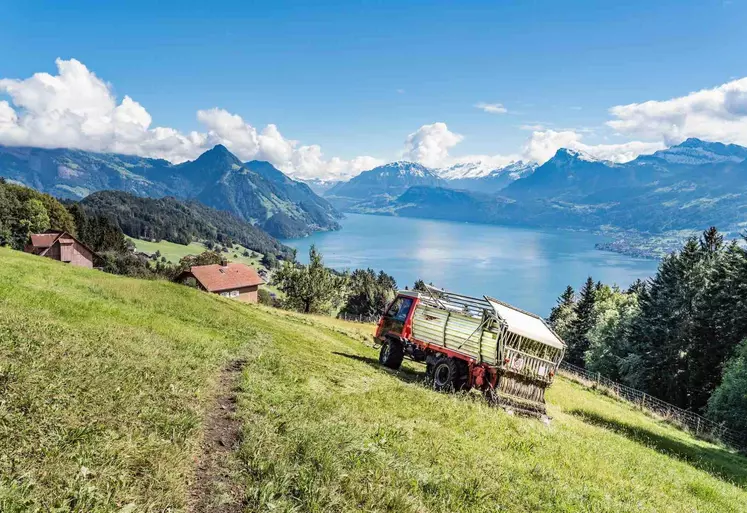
[220,292,230,297]
[230,290,240,298]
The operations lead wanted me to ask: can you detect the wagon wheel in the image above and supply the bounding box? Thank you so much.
[431,357,468,392]
[379,339,404,370]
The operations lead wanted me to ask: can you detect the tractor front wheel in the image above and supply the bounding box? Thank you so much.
[379,339,404,370]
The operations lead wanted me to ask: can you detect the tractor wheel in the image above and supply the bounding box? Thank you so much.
[432,357,467,392]
[379,339,404,370]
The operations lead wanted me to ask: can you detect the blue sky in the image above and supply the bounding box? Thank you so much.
[2,0,747,178]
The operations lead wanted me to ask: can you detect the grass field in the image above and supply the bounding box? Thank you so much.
[126,236,266,269]
[1,247,746,512]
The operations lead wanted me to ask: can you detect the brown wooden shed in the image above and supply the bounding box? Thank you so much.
[24,230,97,268]
[175,262,264,303]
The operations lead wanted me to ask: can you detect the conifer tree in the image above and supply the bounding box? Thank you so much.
[548,285,576,341]
[565,277,596,366]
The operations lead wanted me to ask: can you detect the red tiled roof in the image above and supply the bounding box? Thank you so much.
[187,263,264,292]
[30,232,63,248]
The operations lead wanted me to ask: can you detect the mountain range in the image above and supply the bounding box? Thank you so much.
[323,159,536,210]
[328,138,747,236]
[3,137,746,244]
[0,144,340,238]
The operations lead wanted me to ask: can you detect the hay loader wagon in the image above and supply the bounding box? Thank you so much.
[374,285,566,416]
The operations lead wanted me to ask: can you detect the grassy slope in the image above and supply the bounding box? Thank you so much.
[125,236,265,269]
[0,248,746,512]
[126,236,282,296]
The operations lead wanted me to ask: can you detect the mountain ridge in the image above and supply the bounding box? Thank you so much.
[0,144,340,238]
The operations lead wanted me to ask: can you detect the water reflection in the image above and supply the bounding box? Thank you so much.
[284,214,659,315]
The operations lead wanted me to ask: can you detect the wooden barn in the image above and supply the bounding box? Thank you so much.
[175,262,264,303]
[24,230,97,268]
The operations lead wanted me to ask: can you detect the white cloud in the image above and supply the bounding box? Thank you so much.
[0,58,378,180]
[519,123,546,131]
[402,122,464,168]
[522,129,664,164]
[607,77,747,145]
[475,102,508,114]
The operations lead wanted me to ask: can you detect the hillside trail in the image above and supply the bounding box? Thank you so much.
[188,359,247,513]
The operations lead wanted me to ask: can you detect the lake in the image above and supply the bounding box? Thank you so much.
[283,214,659,316]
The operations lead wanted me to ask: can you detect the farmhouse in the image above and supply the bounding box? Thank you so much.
[176,262,264,302]
[24,230,97,268]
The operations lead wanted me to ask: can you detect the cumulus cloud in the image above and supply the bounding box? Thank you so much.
[402,122,464,167]
[607,77,747,145]
[475,102,508,114]
[0,58,378,180]
[522,130,664,164]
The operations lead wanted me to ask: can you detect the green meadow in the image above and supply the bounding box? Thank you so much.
[1,247,745,512]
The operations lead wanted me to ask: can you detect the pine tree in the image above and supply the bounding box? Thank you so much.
[623,237,704,407]
[565,277,596,366]
[548,285,576,341]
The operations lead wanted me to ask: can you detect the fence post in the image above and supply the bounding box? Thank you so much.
[596,372,601,386]
[641,392,647,409]
[696,417,701,435]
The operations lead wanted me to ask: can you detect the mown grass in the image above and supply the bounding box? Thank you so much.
[0,247,260,512]
[1,247,746,512]
[126,236,266,269]
[235,311,747,512]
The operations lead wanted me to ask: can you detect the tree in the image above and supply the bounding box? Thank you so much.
[178,250,223,270]
[585,285,640,380]
[707,338,747,442]
[622,236,711,407]
[340,268,397,317]
[565,276,596,366]
[548,285,576,341]
[262,253,278,270]
[273,245,348,314]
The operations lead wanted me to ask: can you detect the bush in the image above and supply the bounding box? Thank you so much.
[257,288,277,307]
[707,339,747,439]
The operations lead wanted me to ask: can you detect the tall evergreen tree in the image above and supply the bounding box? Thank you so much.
[623,238,704,407]
[565,277,596,366]
[548,285,576,341]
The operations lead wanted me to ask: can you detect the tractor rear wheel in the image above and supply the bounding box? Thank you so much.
[432,357,467,392]
[379,339,404,370]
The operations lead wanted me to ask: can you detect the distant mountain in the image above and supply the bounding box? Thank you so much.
[445,161,537,193]
[326,161,445,202]
[0,144,340,238]
[641,138,747,165]
[298,178,341,195]
[355,138,747,235]
[0,145,172,199]
[194,155,341,237]
[80,190,295,260]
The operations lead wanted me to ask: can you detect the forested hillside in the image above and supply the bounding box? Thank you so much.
[80,190,294,260]
[550,227,747,441]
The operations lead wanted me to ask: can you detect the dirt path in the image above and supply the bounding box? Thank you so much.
[189,359,247,513]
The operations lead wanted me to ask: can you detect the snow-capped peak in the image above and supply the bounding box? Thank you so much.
[433,160,537,180]
[556,148,598,162]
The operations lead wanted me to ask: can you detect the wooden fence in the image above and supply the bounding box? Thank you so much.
[337,312,380,324]
[558,361,746,453]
